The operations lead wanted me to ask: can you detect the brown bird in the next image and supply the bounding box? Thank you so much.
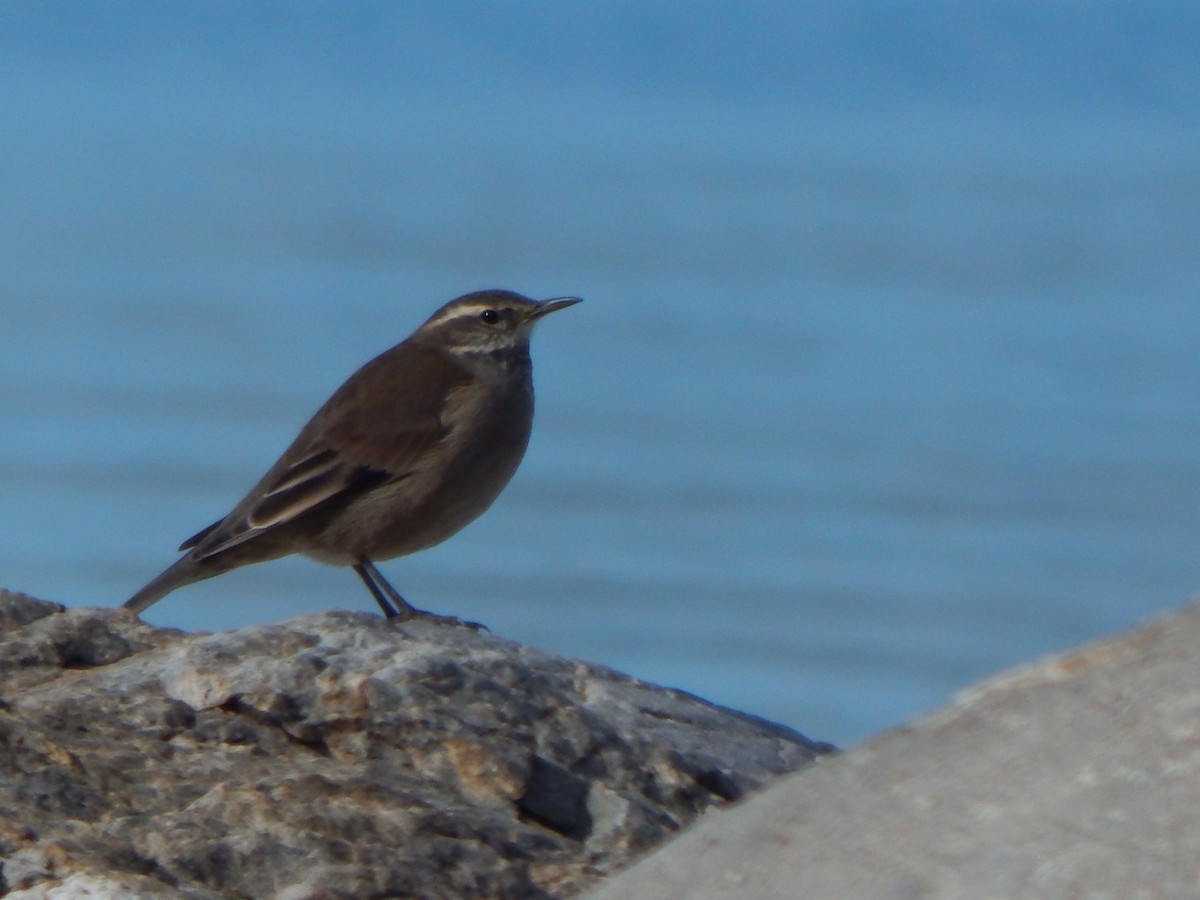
[124,289,581,620]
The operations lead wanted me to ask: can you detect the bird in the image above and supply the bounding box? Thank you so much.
[123,289,581,621]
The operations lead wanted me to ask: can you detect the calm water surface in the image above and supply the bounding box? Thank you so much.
[2,5,1198,745]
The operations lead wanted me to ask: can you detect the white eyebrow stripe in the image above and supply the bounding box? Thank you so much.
[422,302,503,329]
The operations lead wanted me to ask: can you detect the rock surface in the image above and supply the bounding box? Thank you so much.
[0,590,828,899]
[586,601,1200,900]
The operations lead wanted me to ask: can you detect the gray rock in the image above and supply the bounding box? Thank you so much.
[586,601,1200,900]
[0,589,827,898]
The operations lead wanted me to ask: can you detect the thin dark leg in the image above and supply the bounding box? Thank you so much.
[353,560,413,619]
[353,558,487,630]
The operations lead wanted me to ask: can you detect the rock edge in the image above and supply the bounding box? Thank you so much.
[586,600,1200,900]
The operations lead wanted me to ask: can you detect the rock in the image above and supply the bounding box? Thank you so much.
[585,601,1200,900]
[0,589,829,898]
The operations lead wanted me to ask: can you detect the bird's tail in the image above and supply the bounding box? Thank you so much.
[123,554,211,615]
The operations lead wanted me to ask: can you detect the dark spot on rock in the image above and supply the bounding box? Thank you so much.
[665,751,754,811]
[692,767,743,802]
[284,722,332,756]
[518,756,592,841]
[160,699,196,732]
[53,622,131,669]
[299,653,329,673]
[222,720,259,746]
[421,659,468,693]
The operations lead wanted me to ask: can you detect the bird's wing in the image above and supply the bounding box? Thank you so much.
[184,343,471,561]
[185,446,397,559]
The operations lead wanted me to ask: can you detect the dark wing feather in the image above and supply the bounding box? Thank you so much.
[179,520,222,552]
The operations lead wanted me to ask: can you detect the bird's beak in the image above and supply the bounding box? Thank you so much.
[528,296,583,320]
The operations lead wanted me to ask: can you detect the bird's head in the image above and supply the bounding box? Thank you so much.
[417,290,581,356]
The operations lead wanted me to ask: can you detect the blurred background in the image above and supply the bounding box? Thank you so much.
[2,2,1198,746]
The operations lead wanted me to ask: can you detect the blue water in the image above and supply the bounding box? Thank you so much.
[2,4,1198,746]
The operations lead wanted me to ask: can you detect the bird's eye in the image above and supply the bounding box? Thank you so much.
[479,309,500,324]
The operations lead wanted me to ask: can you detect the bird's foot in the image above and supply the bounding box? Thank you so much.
[387,608,489,632]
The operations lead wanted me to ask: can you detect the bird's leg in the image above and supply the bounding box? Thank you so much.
[353,560,411,619]
[353,558,487,630]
